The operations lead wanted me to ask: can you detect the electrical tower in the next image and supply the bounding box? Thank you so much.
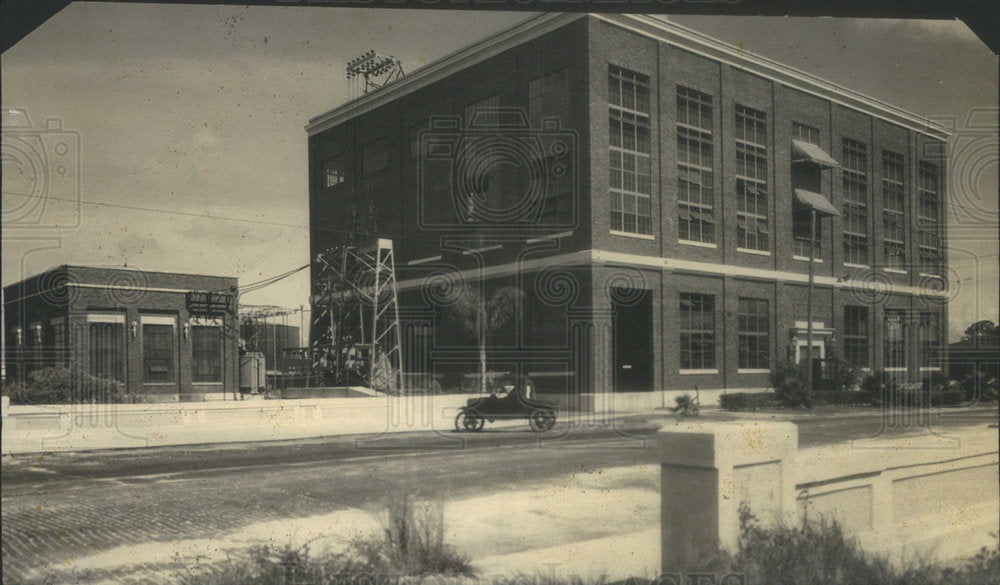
[310,239,403,393]
[305,50,406,391]
[346,50,405,100]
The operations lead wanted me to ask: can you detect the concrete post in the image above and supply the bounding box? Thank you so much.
[660,420,798,574]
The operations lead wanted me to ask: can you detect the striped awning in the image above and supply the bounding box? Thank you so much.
[792,139,840,168]
[794,188,840,216]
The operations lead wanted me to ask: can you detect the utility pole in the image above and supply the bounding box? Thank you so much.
[807,208,817,395]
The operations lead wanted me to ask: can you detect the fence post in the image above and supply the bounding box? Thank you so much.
[659,420,798,575]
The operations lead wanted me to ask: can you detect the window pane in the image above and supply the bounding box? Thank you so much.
[192,326,222,383]
[679,293,715,369]
[143,323,174,383]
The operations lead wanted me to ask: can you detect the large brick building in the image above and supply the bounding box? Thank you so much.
[307,13,948,403]
[3,266,239,401]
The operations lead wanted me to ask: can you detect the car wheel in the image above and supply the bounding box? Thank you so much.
[455,410,484,432]
[529,409,556,432]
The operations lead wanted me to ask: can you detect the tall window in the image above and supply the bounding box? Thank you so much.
[842,139,869,265]
[143,323,174,383]
[465,94,500,127]
[677,87,714,244]
[192,325,222,383]
[884,309,907,369]
[529,69,569,127]
[791,122,824,256]
[735,105,769,251]
[322,155,346,189]
[462,95,502,214]
[609,65,652,236]
[362,137,391,176]
[843,306,869,368]
[50,318,67,366]
[738,298,770,370]
[409,122,426,160]
[89,320,124,382]
[882,151,906,269]
[679,293,715,370]
[918,312,941,368]
[792,122,820,145]
[531,70,573,221]
[917,161,942,275]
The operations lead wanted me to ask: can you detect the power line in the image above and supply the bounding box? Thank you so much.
[2,192,457,247]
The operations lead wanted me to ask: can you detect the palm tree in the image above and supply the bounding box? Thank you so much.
[447,285,523,394]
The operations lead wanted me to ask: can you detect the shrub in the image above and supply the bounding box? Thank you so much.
[819,359,862,392]
[813,390,870,406]
[955,373,1000,403]
[931,389,964,407]
[719,392,778,412]
[671,393,695,413]
[734,504,896,585]
[2,367,131,405]
[734,506,1000,585]
[349,492,473,577]
[860,372,940,409]
[181,494,472,585]
[770,362,813,409]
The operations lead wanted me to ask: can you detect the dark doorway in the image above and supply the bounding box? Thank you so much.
[612,288,653,392]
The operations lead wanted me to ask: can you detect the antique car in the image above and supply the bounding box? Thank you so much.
[454,375,557,432]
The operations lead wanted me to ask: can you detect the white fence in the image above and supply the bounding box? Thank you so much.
[0,393,479,454]
[659,420,1000,574]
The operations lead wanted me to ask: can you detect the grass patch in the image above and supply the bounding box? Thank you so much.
[176,497,997,585]
[731,504,1000,585]
[179,493,472,585]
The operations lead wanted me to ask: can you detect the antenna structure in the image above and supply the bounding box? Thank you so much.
[346,50,405,100]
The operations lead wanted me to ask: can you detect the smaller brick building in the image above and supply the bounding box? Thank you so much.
[3,266,239,401]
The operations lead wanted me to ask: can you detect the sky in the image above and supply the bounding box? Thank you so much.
[2,4,997,341]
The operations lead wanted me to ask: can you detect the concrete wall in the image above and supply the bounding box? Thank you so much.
[1,393,481,454]
[659,421,999,575]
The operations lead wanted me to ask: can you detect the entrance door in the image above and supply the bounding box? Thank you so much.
[612,288,653,392]
[795,339,826,388]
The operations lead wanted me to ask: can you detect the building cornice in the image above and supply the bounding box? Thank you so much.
[306,12,949,141]
[606,14,949,140]
[306,12,583,137]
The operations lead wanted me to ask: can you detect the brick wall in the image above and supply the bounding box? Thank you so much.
[306,15,948,393]
[4,266,239,401]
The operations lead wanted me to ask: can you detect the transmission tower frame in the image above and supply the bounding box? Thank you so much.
[310,238,404,393]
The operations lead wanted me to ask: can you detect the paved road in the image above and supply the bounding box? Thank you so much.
[3,408,996,584]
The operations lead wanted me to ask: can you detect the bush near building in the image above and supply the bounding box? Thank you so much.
[719,392,779,412]
[770,362,814,409]
[1,366,132,405]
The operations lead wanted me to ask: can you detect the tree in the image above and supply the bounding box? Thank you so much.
[962,320,999,347]
[446,285,524,393]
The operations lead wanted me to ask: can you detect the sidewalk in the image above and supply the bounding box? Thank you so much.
[705,402,999,421]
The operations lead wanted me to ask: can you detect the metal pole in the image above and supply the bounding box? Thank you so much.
[370,248,381,390]
[807,208,817,395]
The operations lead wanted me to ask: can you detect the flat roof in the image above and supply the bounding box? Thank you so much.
[306,12,949,140]
[3,264,238,290]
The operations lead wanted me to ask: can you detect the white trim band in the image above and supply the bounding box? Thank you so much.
[86,314,125,324]
[610,230,656,240]
[678,239,717,249]
[391,248,950,298]
[408,255,443,266]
